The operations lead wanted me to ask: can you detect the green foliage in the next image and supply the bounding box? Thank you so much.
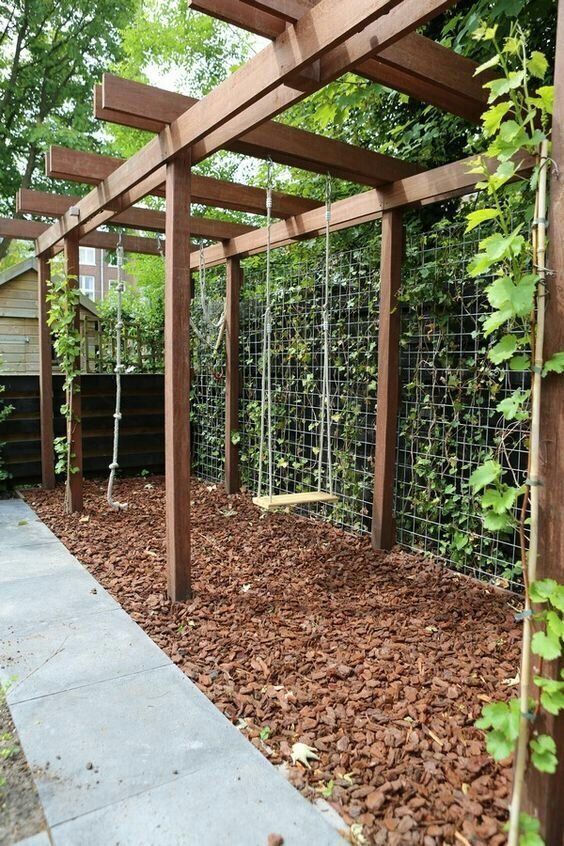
[0,357,14,488]
[467,29,563,834]
[0,0,134,260]
[46,268,81,506]
[529,734,558,773]
[475,698,521,759]
[465,22,556,548]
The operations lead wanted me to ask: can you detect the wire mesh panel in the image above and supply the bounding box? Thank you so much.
[240,241,381,532]
[396,225,529,591]
[189,223,528,592]
[190,267,226,484]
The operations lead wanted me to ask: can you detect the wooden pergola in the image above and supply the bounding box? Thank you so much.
[0,1,562,835]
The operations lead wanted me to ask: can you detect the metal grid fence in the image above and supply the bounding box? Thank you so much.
[189,223,528,591]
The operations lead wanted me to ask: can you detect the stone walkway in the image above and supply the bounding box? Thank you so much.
[0,498,345,846]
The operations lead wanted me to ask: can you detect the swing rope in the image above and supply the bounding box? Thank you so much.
[157,237,225,350]
[107,232,127,511]
[258,159,274,499]
[318,174,333,494]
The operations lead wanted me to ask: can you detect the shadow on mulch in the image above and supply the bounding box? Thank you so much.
[26,477,522,846]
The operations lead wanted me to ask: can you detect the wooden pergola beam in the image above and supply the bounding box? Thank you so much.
[0,217,169,256]
[97,75,421,186]
[17,188,256,242]
[37,256,55,490]
[63,231,83,513]
[371,209,403,550]
[525,2,564,839]
[192,0,486,121]
[164,149,193,602]
[190,152,536,268]
[46,146,318,219]
[36,0,454,256]
[225,256,242,494]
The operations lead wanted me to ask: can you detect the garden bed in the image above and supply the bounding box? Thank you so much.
[26,477,522,846]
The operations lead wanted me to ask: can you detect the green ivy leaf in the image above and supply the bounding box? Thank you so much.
[529,579,558,603]
[549,585,564,613]
[531,630,562,661]
[483,307,514,337]
[481,484,519,514]
[509,354,531,370]
[483,510,513,532]
[530,734,558,773]
[517,813,544,846]
[527,51,549,79]
[469,460,502,493]
[482,101,512,136]
[534,677,564,716]
[542,352,564,376]
[489,334,518,365]
[475,699,520,760]
[496,389,530,421]
[529,86,554,115]
[465,208,500,233]
[484,71,525,103]
[474,54,500,76]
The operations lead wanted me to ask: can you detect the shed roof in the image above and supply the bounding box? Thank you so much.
[0,258,99,317]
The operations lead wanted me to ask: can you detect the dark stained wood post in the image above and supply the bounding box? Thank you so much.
[164,148,192,602]
[371,209,403,550]
[225,256,242,494]
[63,231,83,512]
[524,3,564,840]
[37,256,55,489]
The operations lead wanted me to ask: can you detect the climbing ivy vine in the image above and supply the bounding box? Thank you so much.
[466,23,562,846]
[46,268,82,514]
[0,362,13,490]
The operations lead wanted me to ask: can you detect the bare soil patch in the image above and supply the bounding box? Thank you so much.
[26,477,521,846]
[0,694,47,845]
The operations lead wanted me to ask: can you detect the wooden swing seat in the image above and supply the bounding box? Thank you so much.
[252,491,338,511]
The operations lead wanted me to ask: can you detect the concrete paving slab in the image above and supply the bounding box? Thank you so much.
[1,519,60,549]
[2,499,345,845]
[1,569,119,637]
[0,542,78,584]
[11,664,277,825]
[14,831,52,846]
[50,755,345,846]
[0,497,32,521]
[2,608,171,705]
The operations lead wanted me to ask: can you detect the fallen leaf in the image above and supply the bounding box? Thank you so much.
[290,742,319,769]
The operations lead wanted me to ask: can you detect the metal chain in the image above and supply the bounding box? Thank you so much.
[107,231,127,510]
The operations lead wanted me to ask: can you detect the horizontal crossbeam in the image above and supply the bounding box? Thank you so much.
[191,0,487,121]
[0,217,169,256]
[190,152,535,268]
[16,188,256,241]
[36,0,454,256]
[45,146,318,219]
[96,75,421,186]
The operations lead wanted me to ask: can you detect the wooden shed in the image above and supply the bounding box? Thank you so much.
[0,258,99,374]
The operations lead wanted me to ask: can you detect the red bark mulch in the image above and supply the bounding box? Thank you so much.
[26,477,521,846]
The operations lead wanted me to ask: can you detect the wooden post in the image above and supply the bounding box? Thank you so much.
[524,4,564,840]
[371,209,403,550]
[225,256,241,494]
[37,256,55,489]
[63,231,83,511]
[164,148,192,602]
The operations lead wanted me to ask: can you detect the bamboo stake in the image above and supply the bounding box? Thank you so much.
[507,139,549,846]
